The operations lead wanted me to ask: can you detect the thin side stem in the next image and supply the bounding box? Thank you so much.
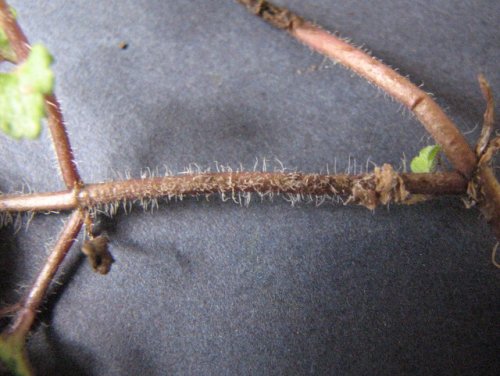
[0,0,29,60]
[0,0,81,188]
[237,0,477,178]
[44,94,82,187]
[7,210,83,338]
[0,190,76,212]
[0,171,467,213]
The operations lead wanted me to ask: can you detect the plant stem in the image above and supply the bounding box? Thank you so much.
[0,0,81,189]
[0,190,76,212]
[237,0,477,179]
[44,94,82,188]
[7,210,83,338]
[0,0,29,60]
[473,136,500,239]
[476,74,495,156]
[0,170,467,213]
[477,165,500,239]
[468,76,500,239]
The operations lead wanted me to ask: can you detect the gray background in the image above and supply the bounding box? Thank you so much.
[0,1,499,375]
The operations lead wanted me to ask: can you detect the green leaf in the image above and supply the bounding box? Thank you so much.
[410,145,441,173]
[0,6,18,61]
[9,6,17,20]
[0,44,54,139]
[0,334,33,376]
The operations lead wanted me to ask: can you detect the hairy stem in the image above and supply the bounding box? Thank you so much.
[0,170,467,213]
[44,94,82,188]
[0,0,81,188]
[7,210,83,338]
[237,0,477,178]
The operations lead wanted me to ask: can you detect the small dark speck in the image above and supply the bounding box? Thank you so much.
[119,41,129,50]
[174,249,191,272]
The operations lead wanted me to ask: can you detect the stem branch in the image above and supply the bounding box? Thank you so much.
[7,210,83,338]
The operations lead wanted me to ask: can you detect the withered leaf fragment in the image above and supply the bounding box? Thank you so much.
[81,235,114,275]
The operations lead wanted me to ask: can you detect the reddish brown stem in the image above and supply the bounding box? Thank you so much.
[7,210,83,338]
[237,0,477,179]
[0,0,29,59]
[477,166,500,239]
[469,75,500,239]
[292,26,476,176]
[0,171,467,213]
[473,137,500,239]
[0,0,81,189]
[44,94,82,187]
[0,190,76,212]
[476,74,495,157]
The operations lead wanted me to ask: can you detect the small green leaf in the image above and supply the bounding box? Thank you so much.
[0,6,18,61]
[0,29,15,62]
[0,334,33,376]
[0,44,54,139]
[9,6,17,20]
[410,145,441,173]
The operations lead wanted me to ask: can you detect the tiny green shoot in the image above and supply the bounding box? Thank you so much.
[410,145,441,173]
[0,334,32,376]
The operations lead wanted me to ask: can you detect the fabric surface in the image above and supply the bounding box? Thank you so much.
[0,1,498,375]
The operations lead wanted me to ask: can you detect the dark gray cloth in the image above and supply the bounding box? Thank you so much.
[1,1,498,375]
